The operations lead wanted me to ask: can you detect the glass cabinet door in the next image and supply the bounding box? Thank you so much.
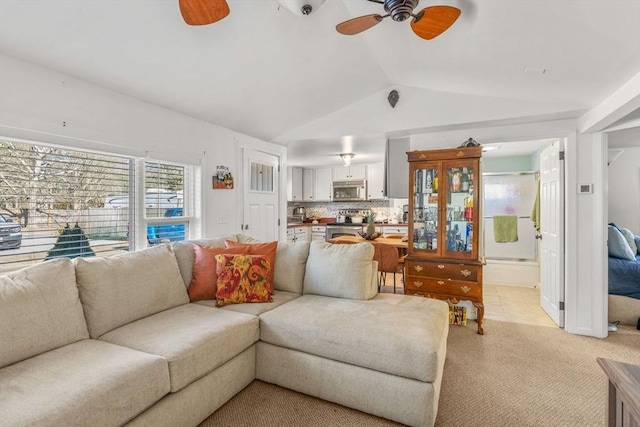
[412,166,439,252]
[443,161,476,257]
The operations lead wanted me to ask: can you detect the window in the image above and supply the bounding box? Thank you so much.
[250,161,274,192]
[0,139,198,272]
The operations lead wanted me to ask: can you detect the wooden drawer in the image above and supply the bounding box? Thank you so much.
[406,290,475,305]
[311,225,326,233]
[383,226,408,235]
[405,276,481,299]
[406,260,478,281]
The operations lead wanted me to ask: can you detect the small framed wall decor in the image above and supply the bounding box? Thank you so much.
[213,165,234,189]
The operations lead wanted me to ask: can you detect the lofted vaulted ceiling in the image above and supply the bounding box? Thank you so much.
[0,0,639,167]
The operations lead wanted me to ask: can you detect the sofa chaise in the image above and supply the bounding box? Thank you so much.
[0,235,450,427]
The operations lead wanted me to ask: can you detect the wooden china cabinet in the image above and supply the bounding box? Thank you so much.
[404,147,485,334]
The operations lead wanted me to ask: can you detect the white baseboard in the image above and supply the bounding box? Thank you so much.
[484,259,540,288]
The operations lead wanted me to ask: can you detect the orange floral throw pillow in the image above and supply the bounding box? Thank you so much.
[187,244,249,302]
[214,254,274,307]
[224,240,278,293]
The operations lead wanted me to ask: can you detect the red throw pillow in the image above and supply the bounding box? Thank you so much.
[214,254,274,307]
[187,244,249,302]
[224,240,277,294]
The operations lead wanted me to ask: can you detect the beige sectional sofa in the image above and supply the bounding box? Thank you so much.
[0,234,450,427]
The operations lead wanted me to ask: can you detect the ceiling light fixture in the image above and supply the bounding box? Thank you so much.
[482,144,501,152]
[276,0,326,16]
[340,153,355,166]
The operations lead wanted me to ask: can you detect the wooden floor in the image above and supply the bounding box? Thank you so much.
[380,277,557,328]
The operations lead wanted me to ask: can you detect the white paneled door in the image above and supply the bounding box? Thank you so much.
[540,140,565,327]
[243,148,280,242]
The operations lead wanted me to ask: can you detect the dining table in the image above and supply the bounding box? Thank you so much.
[327,235,408,249]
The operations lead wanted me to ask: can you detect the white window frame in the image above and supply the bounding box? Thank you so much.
[0,136,201,271]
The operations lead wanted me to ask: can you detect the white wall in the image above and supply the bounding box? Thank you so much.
[564,133,607,338]
[0,54,287,240]
[608,145,640,234]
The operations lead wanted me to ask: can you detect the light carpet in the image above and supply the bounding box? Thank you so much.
[199,319,640,427]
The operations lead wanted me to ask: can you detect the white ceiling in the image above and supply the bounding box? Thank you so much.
[0,0,639,167]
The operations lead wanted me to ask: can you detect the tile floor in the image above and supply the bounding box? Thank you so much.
[381,278,557,328]
[482,283,557,327]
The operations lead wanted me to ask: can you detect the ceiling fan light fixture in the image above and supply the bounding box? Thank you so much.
[340,153,355,166]
[277,0,325,16]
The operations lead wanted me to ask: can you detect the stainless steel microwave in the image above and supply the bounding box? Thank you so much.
[332,180,367,201]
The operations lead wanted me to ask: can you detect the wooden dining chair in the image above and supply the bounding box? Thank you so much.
[371,242,404,294]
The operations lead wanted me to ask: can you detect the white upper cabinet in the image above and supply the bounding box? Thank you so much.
[302,168,315,201]
[287,167,303,201]
[367,163,385,200]
[315,168,333,201]
[333,164,366,181]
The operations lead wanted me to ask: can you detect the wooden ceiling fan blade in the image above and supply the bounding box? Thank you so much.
[179,0,229,26]
[336,14,384,36]
[410,5,461,40]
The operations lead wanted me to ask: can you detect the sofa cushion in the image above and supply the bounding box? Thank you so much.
[215,254,274,307]
[99,303,259,393]
[188,244,249,302]
[237,234,261,243]
[0,258,89,368]
[75,244,189,338]
[196,289,300,316]
[259,294,450,383]
[0,339,170,426]
[172,236,238,287]
[303,241,376,300]
[273,241,310,294]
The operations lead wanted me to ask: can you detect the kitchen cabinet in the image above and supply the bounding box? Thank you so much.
[367,163,385,200]
[314,168,333,201]
[302,169,315,201]
[287,167,303,202]
[333,164,366,181]
[287,226,309,243]
[404,146,484,334]
[311,225,326,241]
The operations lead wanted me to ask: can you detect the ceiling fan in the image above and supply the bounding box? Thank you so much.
[336,0,461,40]
[178,0,326,25]
[178,0,460,41]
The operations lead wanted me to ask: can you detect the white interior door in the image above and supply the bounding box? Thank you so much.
[243,148,280,242]
[540,140,565,327]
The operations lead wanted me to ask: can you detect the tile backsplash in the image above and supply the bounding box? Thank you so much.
[288,200,408,222]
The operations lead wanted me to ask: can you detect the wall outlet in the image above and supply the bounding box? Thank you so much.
[217,213,228,223]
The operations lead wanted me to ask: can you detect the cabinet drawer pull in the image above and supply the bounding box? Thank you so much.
[413,265,424,272]
[461,269,471,277]
[438,264,445,269]
[414,281,423,288]
[437,280,444,285]
[460,286,472,294]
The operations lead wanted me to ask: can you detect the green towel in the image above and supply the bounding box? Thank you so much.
[494,215,519,243]
[531,179,540,234]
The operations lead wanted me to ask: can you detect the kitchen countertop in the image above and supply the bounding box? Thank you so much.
[287,222,409,228]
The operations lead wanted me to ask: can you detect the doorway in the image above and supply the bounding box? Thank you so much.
[481,138,565,328]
